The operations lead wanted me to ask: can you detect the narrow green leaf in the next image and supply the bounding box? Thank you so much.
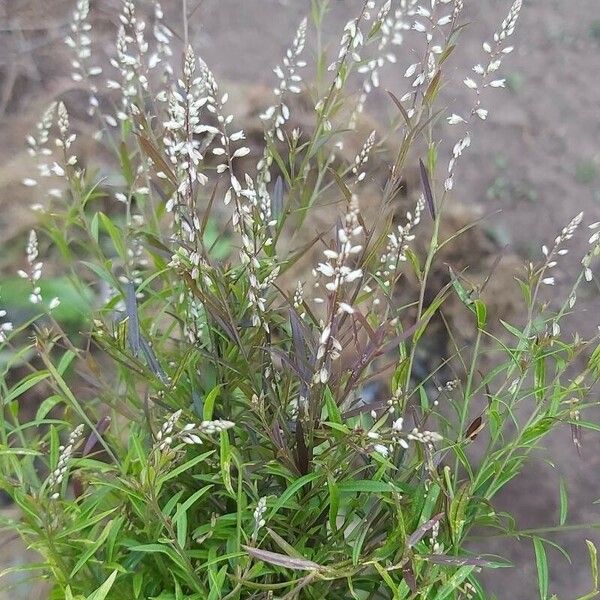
[324,386,342,424]
[86,569,118,600]
[203,386,221,421]
[533,537,549,600]
[432,566,475,600]
[328,477,340,532]
[70,519,114,577]
[268,472,320,520]
[218,432,233,496]
[559,479,568,526]
[338,480,404,494]
[587,540,598,590]
[474,299,487,329]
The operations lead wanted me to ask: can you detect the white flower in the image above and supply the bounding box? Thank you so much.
[447,113,466,125]
[337,302,354,315]
[373,444,389,457]
[232,147,250,158]
[317,263,335,278]
[404,63,419,78]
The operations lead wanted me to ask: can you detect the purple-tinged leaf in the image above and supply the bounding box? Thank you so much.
[140,336,169,384]
[386,90,412,129]
[82,416,111,457]
[273,176,285,220]
[426,554,502,567]
[242,545,322,571]
[124,281,141,357]
[419,159,435,220]
[295,419,310,475]
[289,309,312,381]
[402,563,417,592]
[407,513,444,548]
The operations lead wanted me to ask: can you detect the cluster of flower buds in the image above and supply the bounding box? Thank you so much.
[539,212,583,286]
[48,424,84,499]
[352,1,412,125]
[259,17,307,149]
[329,0,390,91]
[17,231,59,310]
[156,409,182,452]
[156,409,235,454]
[437,379,459,393]
[407,427,444,446]
[314,196,364,300]
[150,2,173,77]
[252,496,268,540]
[445,0,522,191]
[0,307,13,343]
[584,221,600,282]
[375,195,425,296]
[364,410,446,459]
[352,131,376,183]
[65,0,102,116]
[108,0,149,120]
[23,102,73,202]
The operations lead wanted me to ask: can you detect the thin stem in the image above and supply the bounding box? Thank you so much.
[182,0,189,48]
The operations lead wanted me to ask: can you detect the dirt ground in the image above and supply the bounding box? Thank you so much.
[1,0,600,598]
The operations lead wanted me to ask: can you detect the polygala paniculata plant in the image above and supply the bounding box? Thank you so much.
[1,0,600,598]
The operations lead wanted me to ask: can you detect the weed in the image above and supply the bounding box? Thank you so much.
[0,1,599,599]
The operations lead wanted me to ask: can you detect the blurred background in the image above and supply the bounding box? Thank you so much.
[1,0,600,597]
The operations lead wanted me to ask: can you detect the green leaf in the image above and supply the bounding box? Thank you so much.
[99,212,127,261]
[268,472,320,520]
[86,570,118,600]
[533,537,549,600]
[449,267,474,307]
[70,519,115,578]
[203,386,221,421]
[474,299,487,329]
[352,524,369,566]
[449,483,471,544]
[156,451,214,488]
[534,353,546,402]
[35,394,63,421]
[337,480,404,494]
[373,562,401,600]
[4,371,50,404]
[220,430,234,496]
[559,479,568,526]
[327,477,340,532]
[323,386,342,424]
[175,503,188,548]
[118,142,134,187]
[587,540,598,590]
[432,566,475,600]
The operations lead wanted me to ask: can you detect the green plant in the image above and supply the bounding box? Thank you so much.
[1,1,600,599]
